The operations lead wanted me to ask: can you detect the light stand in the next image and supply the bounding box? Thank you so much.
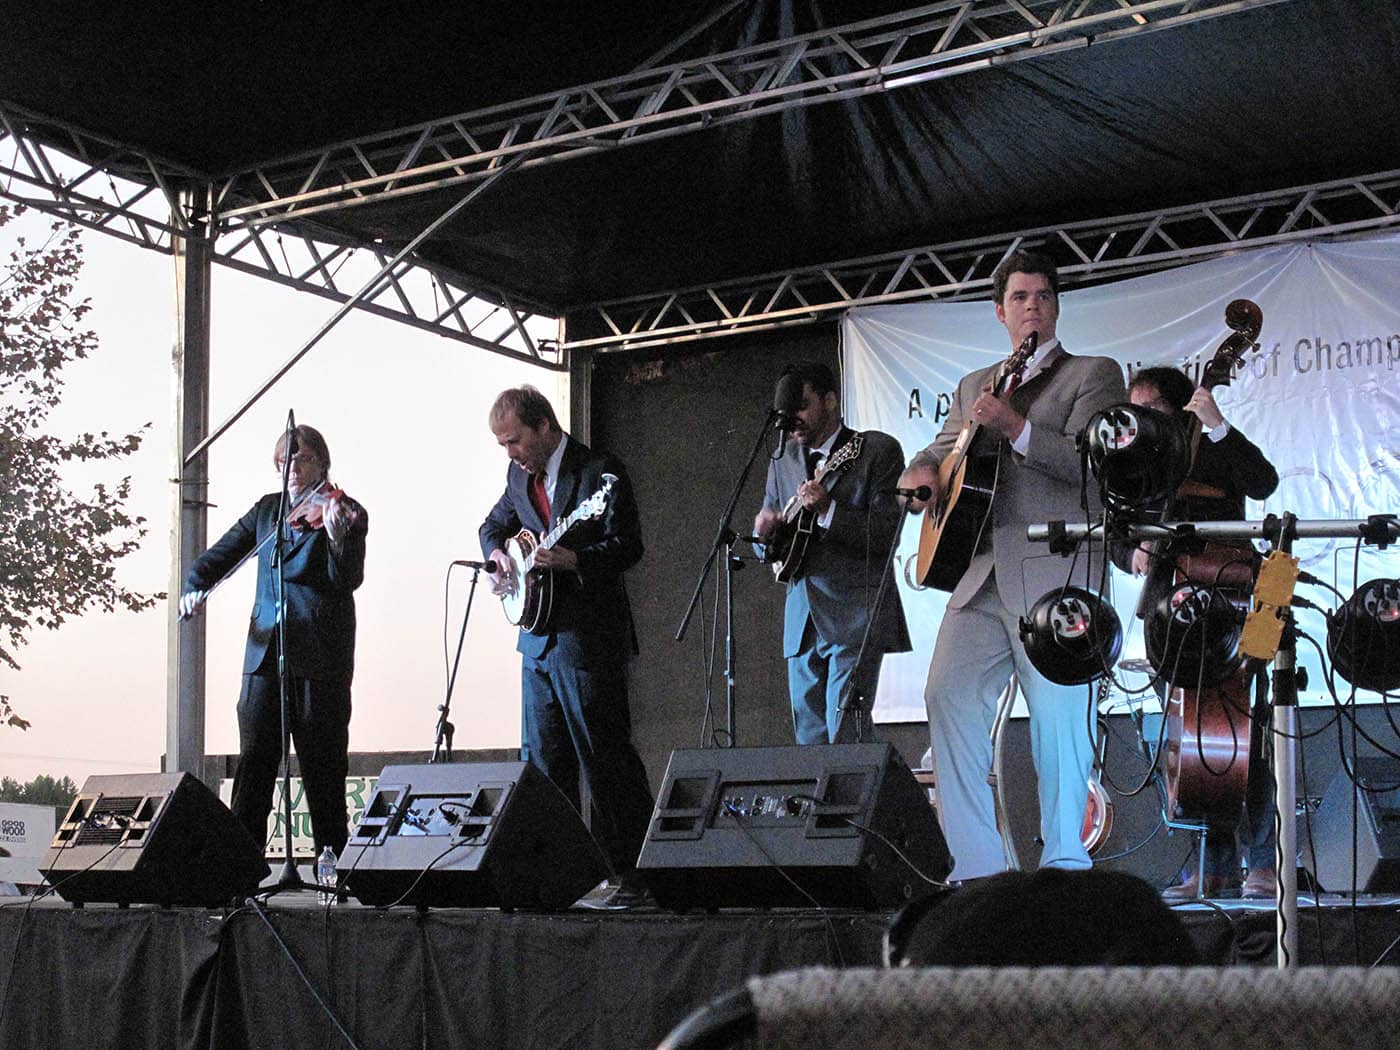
[1028,512,1400,967]
[676,409,786,746]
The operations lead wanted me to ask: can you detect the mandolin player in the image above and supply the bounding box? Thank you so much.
[896,251,1125,884]
[1120,366,1279,899]
[752,361,911,745]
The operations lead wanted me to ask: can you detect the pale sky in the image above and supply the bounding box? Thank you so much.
[1,203,562,787]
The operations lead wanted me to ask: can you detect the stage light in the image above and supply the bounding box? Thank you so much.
[1327,579,1400,692]
[1081,403,1188,512]
[1019,587,1123,686]
[1145,582,1242,688]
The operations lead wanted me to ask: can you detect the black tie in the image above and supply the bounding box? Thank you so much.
[804,448,822,481]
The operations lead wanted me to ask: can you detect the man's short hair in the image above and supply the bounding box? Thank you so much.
[781,361,839,399]
[490,385,560,432]
[991,249,1060,304]
[1130,366,1195,411]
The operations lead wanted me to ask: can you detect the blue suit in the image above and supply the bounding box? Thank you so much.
[761,427,912,743]
[186,491,368,856]
[479,436,655,875]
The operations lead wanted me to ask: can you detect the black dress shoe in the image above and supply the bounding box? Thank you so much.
[577,877,655,911]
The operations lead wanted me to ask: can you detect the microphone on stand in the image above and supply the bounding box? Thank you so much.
[452,558,500,573]
[772,370,805,455]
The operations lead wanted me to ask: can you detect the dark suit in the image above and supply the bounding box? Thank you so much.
[761,427,912,743]
[186,491,368,857]
[479,435,655,875]
[917,345,1125,881]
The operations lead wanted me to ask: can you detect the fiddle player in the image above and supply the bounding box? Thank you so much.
[752,361,912,744]
[479,386,656,909]
[179,425,367,861]
[898,250,1125,883]
[1122,366,1279,899]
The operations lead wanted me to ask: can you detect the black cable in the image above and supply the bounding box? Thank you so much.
[717,799,846,966]
[242,898,361,1049]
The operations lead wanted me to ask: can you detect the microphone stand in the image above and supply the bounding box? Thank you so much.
[676,409,787,746]
[1028,511,1400,968]
[268,410,310,895]
[432,563,489,762]
[832,494,911,743]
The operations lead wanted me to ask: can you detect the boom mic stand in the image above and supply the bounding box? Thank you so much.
[832,492,912,744]
[1028,511,1400,968]
[432,562,491,762]
[676,408,787,747]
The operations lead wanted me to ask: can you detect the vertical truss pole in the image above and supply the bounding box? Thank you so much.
[167,186,212,780]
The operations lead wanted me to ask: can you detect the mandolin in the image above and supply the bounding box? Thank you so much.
[767,433,864,584]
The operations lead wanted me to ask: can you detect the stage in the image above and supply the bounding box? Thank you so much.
[2,887,1398,1050]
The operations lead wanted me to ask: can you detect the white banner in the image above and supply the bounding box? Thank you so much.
[0,802,57,887]
[219,775,378,860]
[844,234,1400,723]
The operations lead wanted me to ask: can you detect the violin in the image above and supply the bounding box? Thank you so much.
[286,482,361,532]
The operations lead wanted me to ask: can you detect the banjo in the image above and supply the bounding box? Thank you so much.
[498,473,616,634]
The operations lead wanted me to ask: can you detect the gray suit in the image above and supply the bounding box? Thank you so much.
[916,345,1125,880]
[762,427,912,743]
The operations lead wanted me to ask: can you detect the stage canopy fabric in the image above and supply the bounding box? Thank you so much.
[2,1,1398,315]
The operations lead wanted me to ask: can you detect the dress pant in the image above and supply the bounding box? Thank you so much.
[520,634,655,876]
[924,571,1097,882]
[787,617,885,744]
[231,672,352,858]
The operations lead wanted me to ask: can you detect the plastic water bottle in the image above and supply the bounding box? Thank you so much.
[316,845,338,904]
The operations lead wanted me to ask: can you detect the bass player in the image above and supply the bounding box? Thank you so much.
[480,385,656,909]
[753,361,911,745]
[898,251,1125,883]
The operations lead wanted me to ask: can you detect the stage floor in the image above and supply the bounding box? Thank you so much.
[1,888,1397,1050]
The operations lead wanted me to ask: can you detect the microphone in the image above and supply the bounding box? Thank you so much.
[886,485,933,501]
[773,371,805,431]
[452,558,500,573]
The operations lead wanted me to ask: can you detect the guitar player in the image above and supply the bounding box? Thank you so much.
[753,361,912,745]
[479,385,657,909]
[897,251,1125,883]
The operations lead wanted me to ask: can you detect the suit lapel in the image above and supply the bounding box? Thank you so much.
[551,437,583,527]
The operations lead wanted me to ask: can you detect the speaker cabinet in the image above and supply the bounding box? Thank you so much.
[39,772,270,907]
[1307,756,1400,893]
[338,761,608,909]
[636,743,950,909]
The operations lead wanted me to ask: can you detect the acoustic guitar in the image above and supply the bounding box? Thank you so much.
[914,332,1038,591]
[498,473,615,634]
[767,433,864,583]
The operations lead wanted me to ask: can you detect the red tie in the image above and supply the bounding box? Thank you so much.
[529,472,551,526]
[1003,371,1022,396]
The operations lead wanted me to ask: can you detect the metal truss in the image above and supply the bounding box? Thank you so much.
[565,169,1400,352]
[213,0,1301,228]
[0,102,562,368]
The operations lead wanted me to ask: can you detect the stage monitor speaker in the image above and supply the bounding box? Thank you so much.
[1307,757,1400,893]
[338,761,608,909]
[39,772,271,907]
[636,743,950,910]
